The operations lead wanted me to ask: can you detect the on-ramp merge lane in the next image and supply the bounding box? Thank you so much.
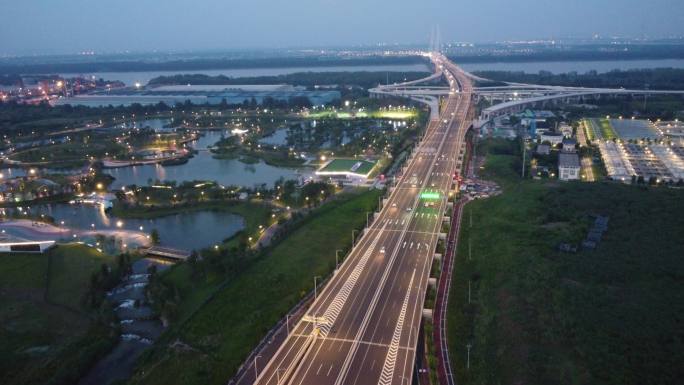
[253,53,473,385]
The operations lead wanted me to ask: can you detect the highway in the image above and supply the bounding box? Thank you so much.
[252,53,473,385]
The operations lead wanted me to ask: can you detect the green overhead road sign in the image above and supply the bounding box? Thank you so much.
[420,192,440,200]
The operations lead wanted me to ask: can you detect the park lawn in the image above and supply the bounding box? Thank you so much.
[599,118,617,140]
[128,189,382,385]
[46,243,115,310]
[447,138,684,385]
[0,244,119,385]
[10,139,125,165]
[582,119,595,141]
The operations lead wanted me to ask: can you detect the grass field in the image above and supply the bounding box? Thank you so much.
[127,189,382,385]
[584,118,607,141]
[599,118,617,140]
[447,138,684,385]
[46,244,116,310]
[0,244,119,385]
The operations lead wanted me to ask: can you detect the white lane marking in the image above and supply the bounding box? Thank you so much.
[317,364,323,375]
[377,270,416,385]
[315,223,388,337]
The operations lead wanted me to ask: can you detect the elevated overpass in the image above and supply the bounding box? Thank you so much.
[370,56,684,129]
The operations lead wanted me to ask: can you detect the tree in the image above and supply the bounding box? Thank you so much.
[150,229,160,245]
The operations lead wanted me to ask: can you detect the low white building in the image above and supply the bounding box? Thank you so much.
[0,240,55,253]
[559,153,581,181]
[540,132,564,146]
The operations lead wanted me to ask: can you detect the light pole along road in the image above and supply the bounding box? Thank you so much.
[252,52,473,385]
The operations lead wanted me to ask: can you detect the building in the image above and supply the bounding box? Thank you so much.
[559,124,573,138]
[536,144,551,155]
[0,240,55,253]
[559,152,581,181]
[562,138,577,153]
[540,132,564,146]
[315,159,376,184]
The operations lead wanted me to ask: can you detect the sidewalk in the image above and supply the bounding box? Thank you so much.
[433,198,466,385]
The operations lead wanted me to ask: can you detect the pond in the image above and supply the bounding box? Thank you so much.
[25,203,245,251]
[259,128,289,146]
[105,130,305,189]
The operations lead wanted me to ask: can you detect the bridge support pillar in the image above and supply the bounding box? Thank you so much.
[434,253,442,261]
[428,277,437,288]
[442,216,450,222]
[439,233,447,240]
[422,309,433,321]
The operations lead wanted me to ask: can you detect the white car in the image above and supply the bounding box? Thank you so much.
[380,247,386,253]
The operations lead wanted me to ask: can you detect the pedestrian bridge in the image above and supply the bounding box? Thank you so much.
[143,246,192,261]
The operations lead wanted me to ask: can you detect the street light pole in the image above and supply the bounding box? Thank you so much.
[314,276,321,300]
[335,249,342,269]
[254,355,262,379]
[466,343,472,369]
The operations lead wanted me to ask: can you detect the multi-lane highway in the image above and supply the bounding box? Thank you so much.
[252,53,473,385]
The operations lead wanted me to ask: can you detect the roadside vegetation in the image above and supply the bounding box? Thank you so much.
[474,68,684,90]
[148,71,431,90]
[447,138,684,385]
[127,188,382,385]
[0,243,129,385]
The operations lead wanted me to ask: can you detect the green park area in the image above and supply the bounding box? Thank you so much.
[127,188,382,385]
[599,118,617,140]
[318,158,377,176]
[10,139,125,167]
[447,138,684,385]
[0,244,121,385]
[306,107,418,120]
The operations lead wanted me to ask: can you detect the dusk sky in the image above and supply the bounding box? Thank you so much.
[2,0,684,54]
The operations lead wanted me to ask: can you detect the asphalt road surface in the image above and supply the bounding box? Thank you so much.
[253,53,473,385]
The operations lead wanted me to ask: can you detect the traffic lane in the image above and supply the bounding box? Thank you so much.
[287,226,411,385]
[342,232,434,385]
[306,149,449,384]
[256,224,398,385]
[290,338,353,385]
[260,165,456,384]
[333,235,432,385]
[256,182,427,385]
